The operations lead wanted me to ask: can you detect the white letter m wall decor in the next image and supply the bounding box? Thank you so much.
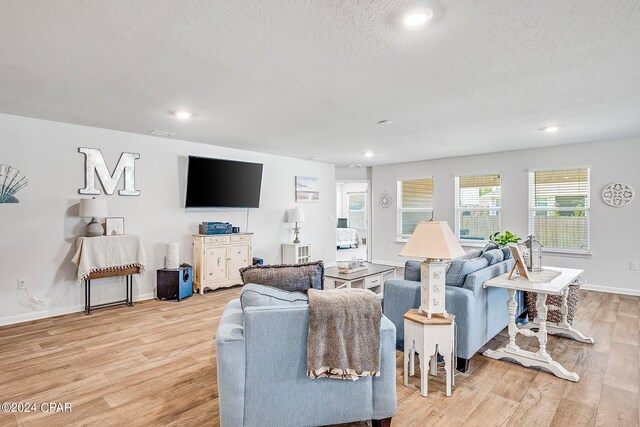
[78,147,141,196]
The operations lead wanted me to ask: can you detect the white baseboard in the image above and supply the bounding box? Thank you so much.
[0,292,156,327]
[581,284,640,297]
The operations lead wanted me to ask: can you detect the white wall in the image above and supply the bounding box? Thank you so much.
[335,166,370,181]
[371,139,640,295]
[0,113,336,325]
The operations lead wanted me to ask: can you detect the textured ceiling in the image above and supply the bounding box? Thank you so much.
[1,0,639,166]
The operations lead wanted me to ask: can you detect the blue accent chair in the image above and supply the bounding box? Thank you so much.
[383,258,525,372]
[216,299,397,427]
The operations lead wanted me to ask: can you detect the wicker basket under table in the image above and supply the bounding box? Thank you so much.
[525,283,580,325]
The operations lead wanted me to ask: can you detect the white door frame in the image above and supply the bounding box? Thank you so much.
[336,179,372,262]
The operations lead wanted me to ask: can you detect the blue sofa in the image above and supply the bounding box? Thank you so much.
[383,250,525,372]
[216,298,397,426]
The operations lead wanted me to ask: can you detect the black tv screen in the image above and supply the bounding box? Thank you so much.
[185,156,263,208]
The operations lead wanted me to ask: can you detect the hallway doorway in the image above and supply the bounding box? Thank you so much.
[336,181,370,262]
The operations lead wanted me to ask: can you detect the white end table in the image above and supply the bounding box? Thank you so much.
[403,310,455,396]
[483,266,595,382]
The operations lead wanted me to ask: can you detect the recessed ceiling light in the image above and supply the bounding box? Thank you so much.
[174,111,193,120]
[543,126,560,133]
[403,8,434,27]
[364,152,374,158]
[377,120,392,125]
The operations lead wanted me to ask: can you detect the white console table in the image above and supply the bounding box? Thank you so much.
[483,266,594,382]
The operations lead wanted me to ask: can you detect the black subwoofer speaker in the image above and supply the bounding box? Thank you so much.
[157,265,193,301]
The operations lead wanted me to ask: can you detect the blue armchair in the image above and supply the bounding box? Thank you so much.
[383,258,525,372]
[216,298,397,426]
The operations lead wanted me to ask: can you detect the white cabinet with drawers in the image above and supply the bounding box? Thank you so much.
[193,233,253,294]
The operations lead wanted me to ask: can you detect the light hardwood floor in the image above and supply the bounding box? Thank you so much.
[0,288,637,427]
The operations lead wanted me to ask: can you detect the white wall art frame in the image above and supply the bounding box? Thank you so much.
[602,182,634,207]
[377,190,392,211]
[105,217,125,235]
[295,176,320,202]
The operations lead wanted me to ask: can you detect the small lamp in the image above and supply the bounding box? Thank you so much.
[287,207,305,244]
[400,221,465,318]
[79,197,107,237]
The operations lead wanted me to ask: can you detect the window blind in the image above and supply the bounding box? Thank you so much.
[529,168,590,251]
[401,179,434,209]
[458,174,501,207]
[456,174,501,240]
[398,178,433,237]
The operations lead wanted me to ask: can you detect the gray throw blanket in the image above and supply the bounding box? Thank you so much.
[307,289,382,381]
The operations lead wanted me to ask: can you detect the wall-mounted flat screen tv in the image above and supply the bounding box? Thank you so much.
[185,156,263,208]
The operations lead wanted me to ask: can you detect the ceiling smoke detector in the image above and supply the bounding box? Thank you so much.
[149,130,176,137]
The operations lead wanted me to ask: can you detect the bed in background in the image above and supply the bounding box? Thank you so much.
[336,227,360,248]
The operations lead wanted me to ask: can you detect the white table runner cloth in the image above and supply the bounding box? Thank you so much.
[71,235,147,281]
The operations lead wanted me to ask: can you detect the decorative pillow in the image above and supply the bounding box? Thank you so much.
[482,249,505,265]
[240,284,309,310]
[445,257,489,287]
[481,242,500,254]
[501,247,512,260]
[404,260,422,281]
[460,249,482,260]
[239,261,324,293]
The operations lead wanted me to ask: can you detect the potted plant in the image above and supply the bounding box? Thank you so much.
[489,230,522,247]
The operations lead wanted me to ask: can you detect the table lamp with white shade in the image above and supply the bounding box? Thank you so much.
[79,197,107,237]
[287,207,305,243]
[400,221,465,319]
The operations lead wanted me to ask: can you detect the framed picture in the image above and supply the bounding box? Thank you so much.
[105,217,125,236]
[295,176,320,202]
[508,244,529,280]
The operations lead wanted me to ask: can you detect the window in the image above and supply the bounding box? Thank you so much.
[397,178,433,239]
[455,174,501,241]
[529,168,590,252]
[347,192,366,229]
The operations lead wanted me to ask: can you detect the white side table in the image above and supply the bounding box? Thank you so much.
[483,266,594,382]
[403,310,455,397]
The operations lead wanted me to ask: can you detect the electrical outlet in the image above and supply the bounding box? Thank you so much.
[17,278,27,289]
[631,261,639,271]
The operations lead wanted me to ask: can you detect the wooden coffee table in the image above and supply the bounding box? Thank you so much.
[482,266,594,382]
[324,263,396,296]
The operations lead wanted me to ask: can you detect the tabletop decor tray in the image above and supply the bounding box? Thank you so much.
[337,266,368,274]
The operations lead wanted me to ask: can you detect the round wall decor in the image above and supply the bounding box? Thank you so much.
[602,183,634,207]
[377,190,393,211]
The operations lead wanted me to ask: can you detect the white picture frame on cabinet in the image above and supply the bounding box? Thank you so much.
[105,217,125,235]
